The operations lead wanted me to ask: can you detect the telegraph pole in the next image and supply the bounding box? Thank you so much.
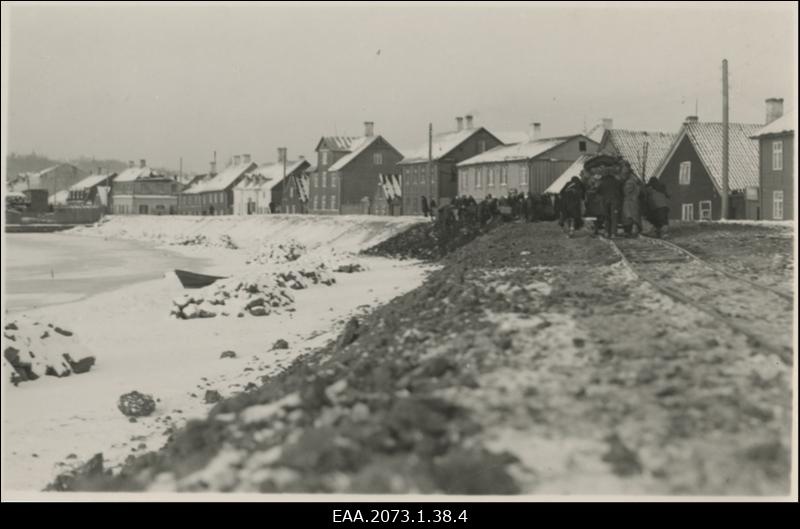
[427,123,433,203]
[280,147,287,214]
[721,59,730,220]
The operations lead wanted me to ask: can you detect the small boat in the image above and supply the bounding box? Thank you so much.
[174,269,227,289]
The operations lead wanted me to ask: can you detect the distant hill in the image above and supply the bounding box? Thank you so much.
[5,152,176,180]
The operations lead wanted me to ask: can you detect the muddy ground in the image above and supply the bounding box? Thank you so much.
[53,221,794,495]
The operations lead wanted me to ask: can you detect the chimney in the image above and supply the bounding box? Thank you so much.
[233,155,241,166]
[139,159,146,168]
[242,154,251,164]
[277,147,287,164]
[456,117,464,132]
[530,122,542,140]
[684,115,699,124]
[465,115,474,130]
[765,98,784,124]
[298,155,305,160]
[364,121,375,137]
[129,160,135,168]
[97,167,102,175]
[602,118,614,130]
[210,160,217,175]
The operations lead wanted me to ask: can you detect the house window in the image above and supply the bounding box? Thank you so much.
[772,141,783,171]
[501,166,508,186]
[679,161,691,185]
[478,140,486,153]
[373,152,383,165]
[289,186,294,198]
[331,194,337,210]
[681,203,694,221]
[313,195,319,210]
[312,175,318,188]
[322,195,328,209]
[321,151,330,165]
[699,200,712,220]
[579,141,587,152]
[475,168,481,189]
[520,165,529,186]
[773,190,784,219]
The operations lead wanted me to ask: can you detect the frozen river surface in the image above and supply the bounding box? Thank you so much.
[4,233,205,313]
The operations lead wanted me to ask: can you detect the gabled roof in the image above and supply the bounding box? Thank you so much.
[115,166,161,183]
[399,127,501,165]
[601,129,678,180]
[544,155,592,194]
[236,159,310,191]
[183,161,257,194]
[317,136,362,152]
[586,122,609,144]
[327,136,379,171]
[457,135,589,166]
[69,173,116,191]
[654,122,762,191]
[751,113,794,137]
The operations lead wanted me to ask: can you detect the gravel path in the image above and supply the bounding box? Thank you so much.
[53,222,794,495]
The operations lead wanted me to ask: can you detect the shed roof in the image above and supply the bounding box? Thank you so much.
[318,136,363,151]
[751,113,794,137]
[69,173,116,191]
[183,161,257,194]
[115,166,160,183]
[654,122,762,191]
[544,155,592,194]
[235,160,309,191]
[399,127,497,165]
[456,135,584,166]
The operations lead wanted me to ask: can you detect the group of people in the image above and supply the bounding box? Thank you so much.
[556,160,672,239]
[420,191,559,230]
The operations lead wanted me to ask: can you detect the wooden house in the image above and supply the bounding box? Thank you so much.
[750,99,793,220]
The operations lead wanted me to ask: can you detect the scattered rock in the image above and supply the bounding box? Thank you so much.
[118,391,157,418]
[272,339,290,350]
[336,318,360,349]
[220,350,237,359]
[205,390,222,404]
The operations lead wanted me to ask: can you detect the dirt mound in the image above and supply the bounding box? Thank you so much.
[362,219,499,260]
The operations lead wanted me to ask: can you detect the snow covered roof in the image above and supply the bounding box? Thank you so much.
[751,113,794,137]
[544,155,592,194]
[115,166,160,183]
[318,136,363,151]
[602,129,678,180]
[399,128,492,165]
[235,160,309,191]
[654,122,762,191]
[69,173,115,191]
[494,131,532,145]
[183,161,257,194]
[457,135,581,166]
[586,123,608,144]
[328,136,380,171]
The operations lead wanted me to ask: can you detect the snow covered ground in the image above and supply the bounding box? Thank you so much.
[2,215,431,492]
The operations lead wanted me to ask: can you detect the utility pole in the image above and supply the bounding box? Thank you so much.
[179,157,183,181]
[427,123,433,204]
[721,59,730,220]
[280,147,287,214]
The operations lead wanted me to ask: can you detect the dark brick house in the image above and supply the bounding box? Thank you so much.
[399,116,504,215]
[309,122,403,215]
[751,99,793,220]
[653,118,761,221]
[178,155,256,215]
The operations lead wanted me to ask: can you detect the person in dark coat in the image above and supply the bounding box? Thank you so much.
[598,171,623,238]
[429,199,438,221]
[421,196,429,217]
[645,177,670,238]
[621,164,643,237]
[558,176,586,237]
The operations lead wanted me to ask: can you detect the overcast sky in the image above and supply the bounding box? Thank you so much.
[4,1,797,173]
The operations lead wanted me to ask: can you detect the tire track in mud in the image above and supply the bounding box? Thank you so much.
[608,236,794,366]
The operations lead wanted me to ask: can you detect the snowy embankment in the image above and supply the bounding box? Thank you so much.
[3,214,431,493]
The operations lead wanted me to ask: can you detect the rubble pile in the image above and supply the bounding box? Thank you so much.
[3,318,96,385]
[171,234,238,249]
[170,263,336,320]
[363,221,487,261]
[245,240,307,265]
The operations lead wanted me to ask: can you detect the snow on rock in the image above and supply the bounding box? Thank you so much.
[3,317,96,385]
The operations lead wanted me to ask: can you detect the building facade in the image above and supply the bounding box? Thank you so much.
[457,134,599,199]
[598,128,678,181]
[399,116,504,215]
[232,156,310,215]
[751,99,793,220]
[309,122,404,215]
[9,163,87,197]
[178,156,256,215]
[653,119,762,221]
[111,160,180,215]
